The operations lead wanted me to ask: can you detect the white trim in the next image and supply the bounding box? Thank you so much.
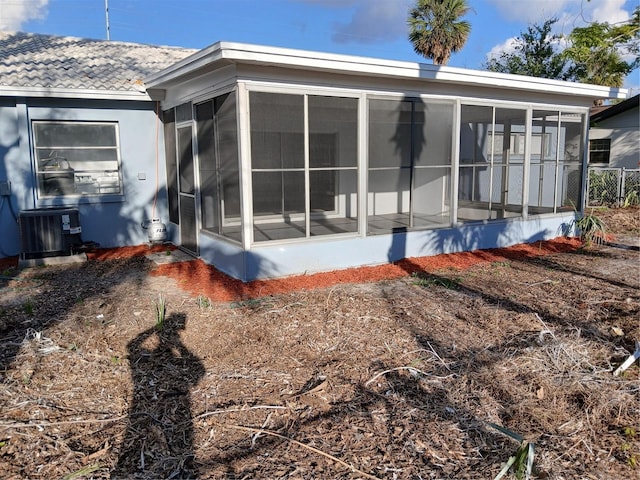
[0,85,151,101]
[237,82,253,251]
[146,42,627,100]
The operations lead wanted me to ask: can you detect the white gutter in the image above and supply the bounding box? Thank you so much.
[145,41,628,100]
[0,85,152,101]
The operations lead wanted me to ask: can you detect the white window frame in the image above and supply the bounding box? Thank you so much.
[32,120,123,200]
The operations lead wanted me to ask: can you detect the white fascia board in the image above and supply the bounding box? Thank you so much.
[145,41,627,100]
[145,41,225,87]
[0,85,152,101]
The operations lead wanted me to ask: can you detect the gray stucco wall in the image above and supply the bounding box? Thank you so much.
[0,97,170,257]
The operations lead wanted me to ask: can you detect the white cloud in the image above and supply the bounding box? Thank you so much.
[486,37,518,61]
[0,0,49,31]
[487,0,632,27]
[588,0,630,24]
[293,0,412,44]
[332,0,412,44]
[486,0,635,62]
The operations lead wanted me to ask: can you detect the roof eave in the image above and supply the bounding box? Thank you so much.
[0,85,152,101]
[591,94,640,122]
[144,42,627,101]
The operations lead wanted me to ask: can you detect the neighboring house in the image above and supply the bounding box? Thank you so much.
[0,32,627,280]
[589,94,639,168]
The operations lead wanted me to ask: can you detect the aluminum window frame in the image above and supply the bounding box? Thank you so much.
[32,120,124,201]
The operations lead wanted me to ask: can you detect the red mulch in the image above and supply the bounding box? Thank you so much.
[0,238,581,303]
[150,237,582,302]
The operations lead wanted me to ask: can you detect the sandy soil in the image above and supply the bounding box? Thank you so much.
[0,207,638,479]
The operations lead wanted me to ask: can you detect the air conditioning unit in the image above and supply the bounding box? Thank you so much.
[18,208,82,260]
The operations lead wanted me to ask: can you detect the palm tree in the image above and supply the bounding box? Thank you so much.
[408,0,472,65]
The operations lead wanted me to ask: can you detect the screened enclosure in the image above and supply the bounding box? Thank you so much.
[367,98,454,234]
[163,88,588,255]
[249,91,359,242]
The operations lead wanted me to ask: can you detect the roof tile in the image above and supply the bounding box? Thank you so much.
[0,31,196,92]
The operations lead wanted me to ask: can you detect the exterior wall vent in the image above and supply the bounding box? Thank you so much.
[18,208,82,260]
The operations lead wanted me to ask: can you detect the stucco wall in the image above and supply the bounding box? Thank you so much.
[590,105,639,169]
[589,126,640,169]
[200,213,576,281]
[0,98,171,257]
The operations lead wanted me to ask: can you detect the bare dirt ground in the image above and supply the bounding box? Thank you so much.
[0,207,638,480]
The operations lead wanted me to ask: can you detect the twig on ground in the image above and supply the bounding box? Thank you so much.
[0,415,126,429]
[225,424,381,480]
[195,405,286,420]
[364,366,453,387]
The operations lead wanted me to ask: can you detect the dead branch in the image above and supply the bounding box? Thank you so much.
[225,424,381,480]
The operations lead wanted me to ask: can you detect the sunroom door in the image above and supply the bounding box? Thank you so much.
[177,124,198,255]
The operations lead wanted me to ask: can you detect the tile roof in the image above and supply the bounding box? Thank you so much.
[0,31,196,93]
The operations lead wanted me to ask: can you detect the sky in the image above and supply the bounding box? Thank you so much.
[1,0,639,92]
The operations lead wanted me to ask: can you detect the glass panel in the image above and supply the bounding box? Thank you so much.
[367,168,411,234]
[558,112,584,212]
[557,163,582,211]
[459,105,493,165]
[216,93,241,221]
[175,102,192,123]
[412,167,451,227]
[310,169,358,236]
[560,112,584,163]
[250,92,304,169]
[252,171,305,217]
[163,109,179,223]
[414,102,454,167]
[34,123,117,148]
[33,122,123,198]
[309,95,358,168]
[492,108,526,165]
[36,148,118,166]
[252,171,306,241]
[196,101,219,233]
[529,110,559,214]
[369,99,412,168]
[253,171,283,216]
[177,126,194,195]
[458,105,493,222]
[310,170,336,212]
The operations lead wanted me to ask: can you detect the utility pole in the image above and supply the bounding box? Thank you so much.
[105,0,111,40]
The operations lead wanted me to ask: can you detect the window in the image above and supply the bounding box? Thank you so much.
[33,121,122,198]
[457,105,526,221]
[528,110,585,214]
[196,92,241,242]
[589,139,611,164]
[368,98,454,234]
[249,91,358,242]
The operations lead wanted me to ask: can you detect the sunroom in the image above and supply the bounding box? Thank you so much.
[146,42,624,281]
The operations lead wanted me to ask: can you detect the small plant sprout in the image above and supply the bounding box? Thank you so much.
[196,294,211,310]
[488,423,535,480]
[154,293,167,331]
[23,299,35,315]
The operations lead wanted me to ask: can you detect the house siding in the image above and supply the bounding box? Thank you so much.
[0,97,171,256]
[590,105,640,169]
